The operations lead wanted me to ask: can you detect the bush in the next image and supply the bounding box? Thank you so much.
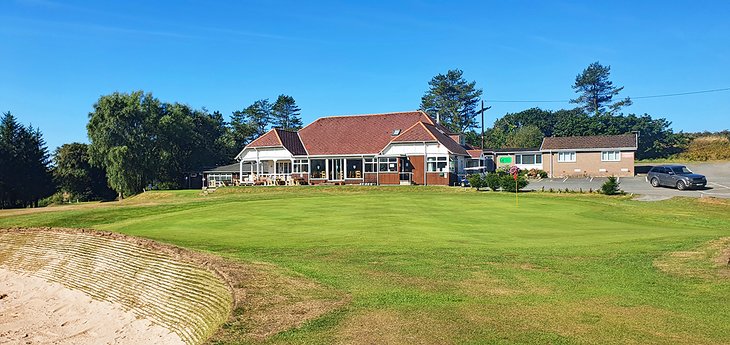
[679,136,730,161]
[499,175,529,192]
[467,174,485,190]
[525,169,548,179]
[600,176,622,195]
[37,192,66,207]
[485,173,501,191]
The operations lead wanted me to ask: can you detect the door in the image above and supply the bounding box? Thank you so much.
[399,157,413,182]
[329,158,344,180]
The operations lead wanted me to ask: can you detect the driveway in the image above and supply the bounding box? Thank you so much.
[527,162,730,199]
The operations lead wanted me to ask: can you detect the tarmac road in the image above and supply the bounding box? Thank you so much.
[527,162,730,199]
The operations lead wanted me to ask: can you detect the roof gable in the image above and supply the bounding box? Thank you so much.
[391,122,437,142]
[540,134,638,150]
[276,129,307,155]
[422,123,469,155]
[246,129,281,148]
[298,111,440,155]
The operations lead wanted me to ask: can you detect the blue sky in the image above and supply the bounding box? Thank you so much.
[1,0,729,150]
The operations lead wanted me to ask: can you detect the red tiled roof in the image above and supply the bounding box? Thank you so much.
[246,129,281,147]
[391,122,437,142]
[467,150,482,158]
[541,134,638,150]
[245,128,307,155]
[298,111,442,155]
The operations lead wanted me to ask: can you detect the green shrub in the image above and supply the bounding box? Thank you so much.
[37,192,66,207]
[600,176,622,195]
[525,169,548,179]
[467,174,485,190]
[485,173,501,191]
[499,175,529,192]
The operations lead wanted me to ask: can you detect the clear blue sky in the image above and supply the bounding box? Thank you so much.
[2,0,729,150]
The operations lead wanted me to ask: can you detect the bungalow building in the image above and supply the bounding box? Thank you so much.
[540,134,638,178]
[481,134,638,178]
[234,111,479,186]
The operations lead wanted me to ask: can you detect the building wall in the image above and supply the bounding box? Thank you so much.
[381,142,449,156]
[409,155,425,185]
[364,172,377,184]
[544,151,635,177]
[378,172,400,185]
[495,153,543,171]
[240,147,293,161]
[426,172,450,185]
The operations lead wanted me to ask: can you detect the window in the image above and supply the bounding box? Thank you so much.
[378,157,398,172]
[346,159,363,178]
[427,156,448,172]
[467,158,483,168]
[601,151,620,162]
[364,157,376,172]
[276,161,291,174]
[516,154,542,165]
[293,159,309,173]
[310,159,326,178]
[208,173,232,182]
[557,151,576,162]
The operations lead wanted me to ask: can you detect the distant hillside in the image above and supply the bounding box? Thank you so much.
[678,135,730,161]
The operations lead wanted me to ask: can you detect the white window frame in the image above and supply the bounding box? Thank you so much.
[293,159,309,173]
[557,151,576,163]
[516,154,542,165]
[601,150,621,162]
[364,157,376,173]
[378,157,398,172]
[427,156,448,172]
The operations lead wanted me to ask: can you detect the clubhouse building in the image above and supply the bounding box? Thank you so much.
[232,111,478,186]
[202,111,638,187]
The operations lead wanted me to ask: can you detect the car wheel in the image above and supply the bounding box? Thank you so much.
[650,178,660,187]
[676,180,687,190]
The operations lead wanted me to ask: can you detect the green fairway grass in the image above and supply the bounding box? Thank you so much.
[1,187,729,344]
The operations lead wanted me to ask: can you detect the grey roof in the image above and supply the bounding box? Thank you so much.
[484,148,541,153]
[541,134,637,150]
[202,162,251,173]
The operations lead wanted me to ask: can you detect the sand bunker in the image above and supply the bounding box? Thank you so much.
[0,268,183,345]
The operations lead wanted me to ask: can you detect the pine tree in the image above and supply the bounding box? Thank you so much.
[271,95,303,131]
[0,112,54,208]
[570,62,632,116]
[420,69,483,133]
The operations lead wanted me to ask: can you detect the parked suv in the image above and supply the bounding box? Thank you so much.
[646,165,707,190]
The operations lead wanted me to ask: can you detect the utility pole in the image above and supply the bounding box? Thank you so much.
[475,100,491,149]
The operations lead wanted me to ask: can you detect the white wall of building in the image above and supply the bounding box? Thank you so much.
[381,142,450,156]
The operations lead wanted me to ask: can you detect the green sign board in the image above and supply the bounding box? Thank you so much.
[499,156,512,164]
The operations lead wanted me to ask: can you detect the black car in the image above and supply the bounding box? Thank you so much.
[646,165,707,190]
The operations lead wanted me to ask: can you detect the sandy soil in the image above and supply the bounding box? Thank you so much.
[0,268,184,345]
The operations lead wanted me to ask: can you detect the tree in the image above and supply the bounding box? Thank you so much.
[0,112,54,208]
[87,91,161,198]
[570,62,632,116]
[53,143,115,201]
[505,125,544,148]
[230,99,272,150]
[420,69,483,133]
[271,95,303,131]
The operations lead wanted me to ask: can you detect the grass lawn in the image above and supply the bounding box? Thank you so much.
[1,186,729,344]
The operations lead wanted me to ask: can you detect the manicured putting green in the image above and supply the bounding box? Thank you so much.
[1,187,728,344]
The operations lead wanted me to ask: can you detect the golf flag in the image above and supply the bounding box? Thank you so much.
[509,166,519,206]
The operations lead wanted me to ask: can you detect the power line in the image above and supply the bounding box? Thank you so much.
[485,87,730,103]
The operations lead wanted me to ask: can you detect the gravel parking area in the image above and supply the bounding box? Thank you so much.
[528,162,730,199]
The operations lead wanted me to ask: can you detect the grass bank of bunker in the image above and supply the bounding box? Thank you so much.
[0,228,233,345]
